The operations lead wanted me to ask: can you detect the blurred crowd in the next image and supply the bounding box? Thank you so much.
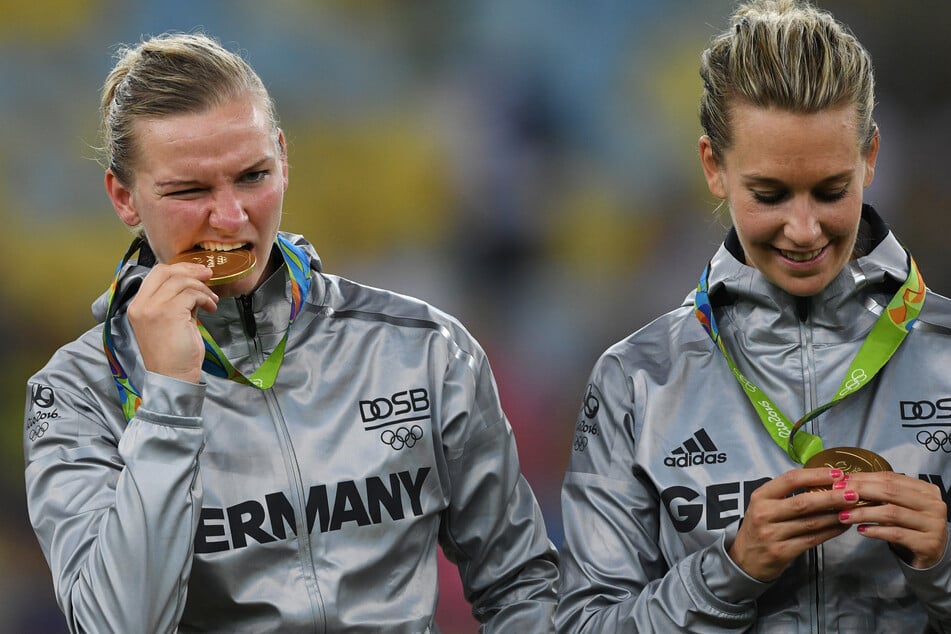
[2,1,949,631]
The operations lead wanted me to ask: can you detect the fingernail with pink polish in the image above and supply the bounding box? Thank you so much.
[857,524,868,533]
[833,480,847,490]
[839,510,851,521]
[829,468,843,479]
[844,490,858,502]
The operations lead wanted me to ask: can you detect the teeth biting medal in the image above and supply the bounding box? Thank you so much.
[169,247,256,286]
[104,235,312,422]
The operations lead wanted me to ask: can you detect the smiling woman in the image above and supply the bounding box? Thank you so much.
[700,102,877,297]
[555,1,951,632]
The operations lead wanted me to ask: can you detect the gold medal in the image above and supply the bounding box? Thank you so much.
[168,248,256,286]
[803,446,893,473]
[804,446,892,505]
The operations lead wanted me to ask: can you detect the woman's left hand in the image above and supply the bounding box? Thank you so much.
[838,471,949,568]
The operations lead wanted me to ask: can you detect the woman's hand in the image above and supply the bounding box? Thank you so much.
[126,262,219,384]
[837,471,949,569]
[729,467,855,581]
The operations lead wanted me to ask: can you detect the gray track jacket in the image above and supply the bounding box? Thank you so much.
[24,233,558,633]
[557,206,951,632]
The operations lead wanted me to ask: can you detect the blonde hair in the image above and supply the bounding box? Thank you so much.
[699,0,876,159]
[98,32,278,186]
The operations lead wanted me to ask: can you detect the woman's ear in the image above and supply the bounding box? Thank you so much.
[277,129,289,191]
[863,126,880,188]
[699,135,727,199]
[105,170,141,227]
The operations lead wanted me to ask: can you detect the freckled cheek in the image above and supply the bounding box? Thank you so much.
[146,202,205,239]
[248,184,284,209]
[733,215,778,247]
[245,188,285,232]
[843,205,864,229]
[158,199,213,223]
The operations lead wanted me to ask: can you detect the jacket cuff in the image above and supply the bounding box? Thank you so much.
[138,370,206,425]
[700,532,771,604]
[900,530,951,605]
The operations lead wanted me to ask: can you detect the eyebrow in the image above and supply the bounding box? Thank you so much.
[153,157,275,190]
[154,178,201,190]
[742,170,854,187]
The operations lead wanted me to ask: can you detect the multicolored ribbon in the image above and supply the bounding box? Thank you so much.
[694,251,925,464]
[103,237,146,423]
[103,235,312,422]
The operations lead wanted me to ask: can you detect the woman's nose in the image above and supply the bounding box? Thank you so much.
[784,198,821,245]
[208,189,248,232]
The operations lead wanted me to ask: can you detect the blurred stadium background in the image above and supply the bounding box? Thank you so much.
[3,1,950,631]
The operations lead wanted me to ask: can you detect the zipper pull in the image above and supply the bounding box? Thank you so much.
[238,295,257,339]
[796,295,810,323]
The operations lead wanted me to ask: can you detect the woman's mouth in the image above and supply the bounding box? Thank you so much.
[195,242,250,252]
[779,247,823,262]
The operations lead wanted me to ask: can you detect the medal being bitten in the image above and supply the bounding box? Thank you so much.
[168,248,256,286]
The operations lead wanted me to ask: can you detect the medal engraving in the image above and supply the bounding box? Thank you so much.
[169,248,256,286]
[803,446,893,473]
[804,446,892,505]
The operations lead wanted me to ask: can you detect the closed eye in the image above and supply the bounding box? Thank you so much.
[814,187,848,203]
[167,187,207,198]
[752,187,849,205]
[752,190,787,204]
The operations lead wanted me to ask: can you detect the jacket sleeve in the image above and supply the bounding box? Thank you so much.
[436,338,560,632]
[901,537,951,632]
[555,353,764,632]
[24,368,206,634]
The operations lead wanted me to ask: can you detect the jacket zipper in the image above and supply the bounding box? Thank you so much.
[262,388,327,632]
[237,295,327,631]
[238,295,257,340]
[798,297,824,633]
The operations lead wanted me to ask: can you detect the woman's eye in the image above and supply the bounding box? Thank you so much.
[242,170,268,184]
[815,188,848,203]
[752,190,786,204]
[169,188,204,198]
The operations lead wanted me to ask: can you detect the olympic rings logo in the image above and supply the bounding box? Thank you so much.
[573,435,589,453]
[732,368,757,393]
[838,368,868,397]
[381,425,424,450]
[29,420,50,442]
[26,406,59,443]
[916,429,951,453]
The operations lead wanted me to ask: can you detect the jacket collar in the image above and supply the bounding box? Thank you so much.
[694,205,911,341]
[92,232,324,329]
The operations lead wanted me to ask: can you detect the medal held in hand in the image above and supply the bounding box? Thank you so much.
[803,446,893,474]
[168,248,257,286]
[103,236,311,422]
[804,446,893,504]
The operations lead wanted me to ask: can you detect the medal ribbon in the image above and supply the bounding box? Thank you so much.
[103,234,312,422]
[693,252,924,464]
[197,236,310,387]
[103,236,146,423]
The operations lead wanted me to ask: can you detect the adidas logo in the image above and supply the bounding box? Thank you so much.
[664,428,727,467]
